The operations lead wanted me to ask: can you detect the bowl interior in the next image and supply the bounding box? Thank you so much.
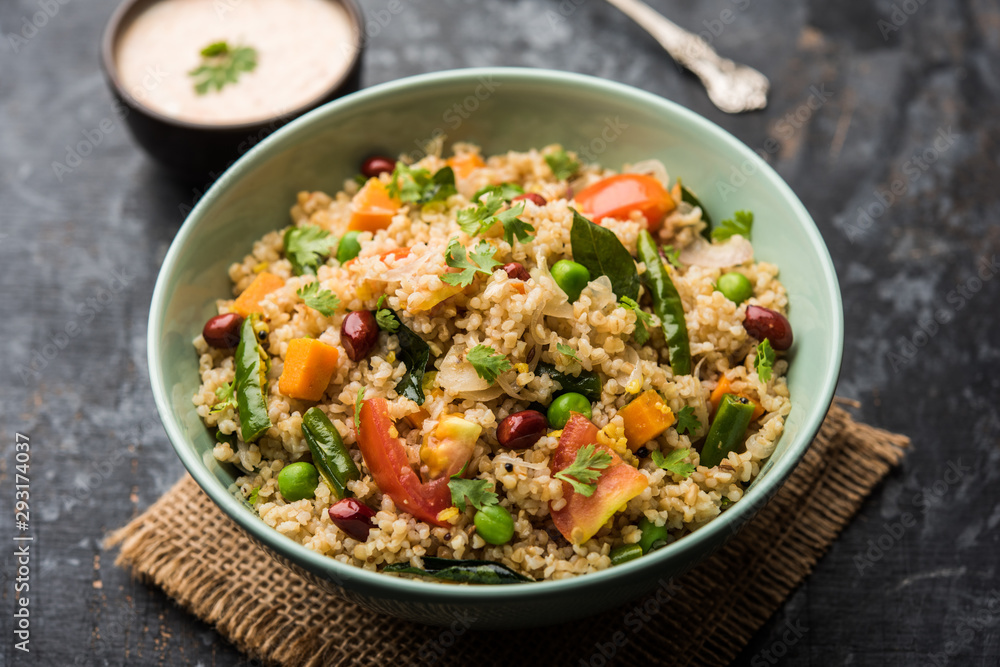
[149,68,842,607]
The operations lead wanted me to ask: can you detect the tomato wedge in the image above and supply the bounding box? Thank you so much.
[575,173,675,231]
[550,413,649,545]
[356,397,452,527]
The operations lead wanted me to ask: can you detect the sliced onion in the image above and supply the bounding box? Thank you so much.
[679,236,753,268]
[624,345,642,390]
[528,305,546,347]
[459,386,506,402]
[531,249,574,326]
[496,373,522,399]
[526,342,542,373]
[542,300,574,319]
[494,454,549,472]
[437,346,489,393]
[582,275,616,314]
[624,159,670,188]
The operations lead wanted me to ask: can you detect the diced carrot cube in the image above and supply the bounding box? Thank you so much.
[710,375,765,421]
[278,338,340,401]
[447,153,485,180]
[231,272,284,317]
[348,178,401,232]
[404,408,430,429]
[619,390,676,451]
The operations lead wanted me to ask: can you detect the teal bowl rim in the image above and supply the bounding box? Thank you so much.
[149,67,844,604]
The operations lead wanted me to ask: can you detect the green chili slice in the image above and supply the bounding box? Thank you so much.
[234,315,271,442]
[637,230,692,376]
[699,393,755,468]
[302,407,361,500]
[637,516,671,554]
[610,543,644,565]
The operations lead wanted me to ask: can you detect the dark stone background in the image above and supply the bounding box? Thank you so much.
[1,0,998,664]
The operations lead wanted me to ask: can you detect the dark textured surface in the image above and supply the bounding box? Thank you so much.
[1,0,998,665]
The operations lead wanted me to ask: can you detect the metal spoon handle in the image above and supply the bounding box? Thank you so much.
[604,0,769,113]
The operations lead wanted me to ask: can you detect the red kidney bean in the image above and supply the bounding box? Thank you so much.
[328,498,376,541]
[512,192,546,206]
[743,305,793,350]
[360,155,395,179]
[496,410,548,449]
[503,262,531,281]
[202,313,243,349]
[341,311,378,361]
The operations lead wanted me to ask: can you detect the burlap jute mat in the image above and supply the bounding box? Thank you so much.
[108,402,908,666]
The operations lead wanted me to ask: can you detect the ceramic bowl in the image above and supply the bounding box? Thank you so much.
[100,0,365,184]
[148,67,843,629]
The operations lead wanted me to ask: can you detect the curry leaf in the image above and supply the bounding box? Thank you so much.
[679,183,713,239]
[569,210,639,302]
[380,309,431,404]
[383,557,532,584]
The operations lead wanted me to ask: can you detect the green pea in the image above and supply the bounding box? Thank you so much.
[610,543,643,566]
[336,231,363,263]
[547,392,592,429]
[637,516,671,554]
[716,271,753,304]
[474,505,514,545]
[550,260,590,302]
[277,461,319,501]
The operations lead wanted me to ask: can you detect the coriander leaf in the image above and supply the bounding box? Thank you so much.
[386,162,425,201]
[422,166,458,204]
[466,344,512,384]
[620,296,656,345]
[570,210,640,302]
[674,406,701,435]
[712,210,754,241]
[448,476,498,512]
[556,342,579,361]
[247,487,260,505]
[720,496,733,508]
[388,164,456,205]
[457,187,505,236]
[354,387,365,434]
[189,42,258,95]
[211,381,237,413]
[353,173,368,186]
[754,338,775,383]
[544,148,579,180]
[652,448,695,478]
[661,245,682,270]
[442,240,501,287]
[284,225,337,276]
[473,182,524,201]
[296,282,340,316]
[497,203,535,245]
[459,188,535,244]
[554,444,613,497]
[374,295,399,333]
